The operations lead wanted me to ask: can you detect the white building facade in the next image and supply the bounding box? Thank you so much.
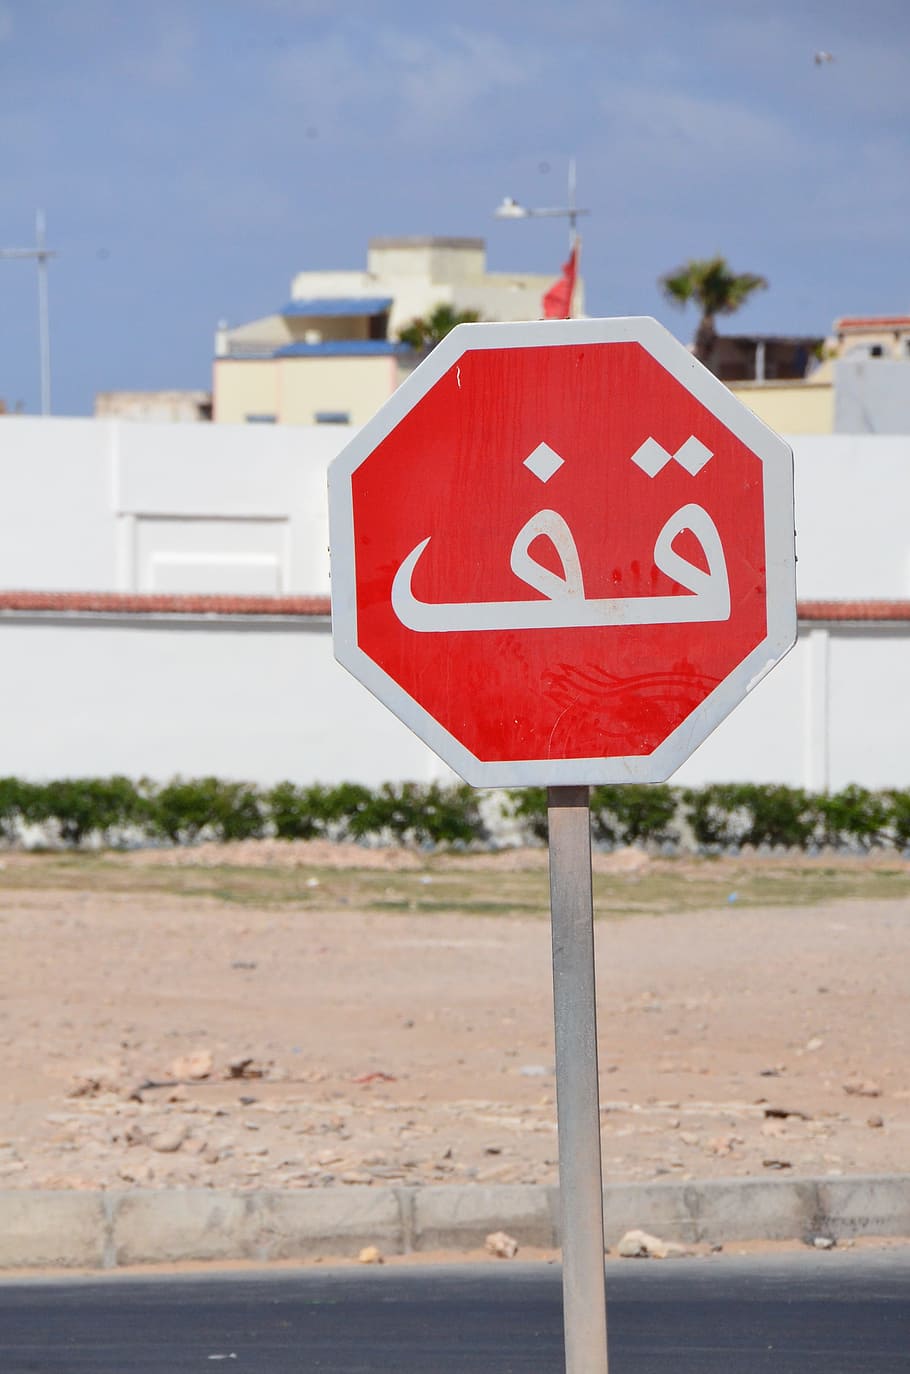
[213,237,574,427]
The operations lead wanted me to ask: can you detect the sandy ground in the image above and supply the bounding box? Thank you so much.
[0,847,907,1193]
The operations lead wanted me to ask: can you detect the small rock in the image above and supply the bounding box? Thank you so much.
[150,1128,187,1154]
[813,1236,836,1250]
[358,1246,384,1265]
[707,1134,741,1156]
[171,1050,213,1081]
[805,1037,824,1052]
[843,1080,881,1098]
[867,1114,884,1128]
[485,1230,519,1259]
[119,1161,154,1184]
[67,1064,122,1098]
[227,1056,264,1080]
[519,1064,551,1078]
[679,1131,700,1146]
[617,1229,687,1260]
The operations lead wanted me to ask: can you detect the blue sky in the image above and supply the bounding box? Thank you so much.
[1,0,908,415]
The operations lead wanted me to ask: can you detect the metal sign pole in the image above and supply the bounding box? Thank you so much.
[547,784,608,1373]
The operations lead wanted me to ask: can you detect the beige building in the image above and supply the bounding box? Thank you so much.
[213,237,576,426]
[727,315,910,435]
[827,314,910,362]
[729,378,835,434]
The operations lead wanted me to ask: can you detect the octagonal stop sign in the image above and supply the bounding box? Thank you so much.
[328,317,796,786]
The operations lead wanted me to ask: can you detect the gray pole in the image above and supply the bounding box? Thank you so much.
[567,157,578,249]
[36,211,51,416]
[0,209,56,416]
[547,784,608,1373]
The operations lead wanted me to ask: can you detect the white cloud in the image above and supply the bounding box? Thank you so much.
[615,85,803,172]
[273,24,538,144]
[121,14,196,88]
[380,27,535,131]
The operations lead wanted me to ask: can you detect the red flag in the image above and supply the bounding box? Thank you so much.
[542,241,579,319]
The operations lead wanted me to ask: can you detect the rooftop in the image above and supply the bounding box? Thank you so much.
[368,236,485,252]
[835,316,910,332]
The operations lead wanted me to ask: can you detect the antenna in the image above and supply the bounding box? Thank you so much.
[0,210,57,415]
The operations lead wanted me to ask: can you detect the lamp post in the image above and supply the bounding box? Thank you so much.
[494,158,590,250]
[0,210,57,415]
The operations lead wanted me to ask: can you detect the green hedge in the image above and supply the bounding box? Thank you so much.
[505,783,910,853]
[0,776,488,850]
[1,776,909,852]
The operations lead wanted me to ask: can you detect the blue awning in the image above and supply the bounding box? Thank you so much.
[280,297,393,318]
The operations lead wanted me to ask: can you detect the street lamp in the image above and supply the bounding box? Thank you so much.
[0,210,57,415]
[494,158,590,249]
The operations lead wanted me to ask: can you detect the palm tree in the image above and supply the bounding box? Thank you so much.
[397,303,480,354]
[659,256,768,365]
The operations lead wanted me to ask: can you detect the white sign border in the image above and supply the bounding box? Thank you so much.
[328,316,796,786]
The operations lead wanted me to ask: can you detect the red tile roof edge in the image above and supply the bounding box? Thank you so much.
[798,600,910,622]
[834,315,910,331]
[1,592,909,623]
[0,591,332,616]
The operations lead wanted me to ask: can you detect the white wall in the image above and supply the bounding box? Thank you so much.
[2,419,909,600]
[793,435,910,598]
[0,614,446,786]
[672,625,910,791]
[0,416,349,596]
[1,417,909,789]
[0,611,905,791]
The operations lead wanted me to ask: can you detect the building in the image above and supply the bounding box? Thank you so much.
[828,315,910,362]
[705,333,823,384]
[727,314,910,436]
[94,390,212,423]
[212,237,575,427]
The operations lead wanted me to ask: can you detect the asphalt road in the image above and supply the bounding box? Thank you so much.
[1,1249,908,1373]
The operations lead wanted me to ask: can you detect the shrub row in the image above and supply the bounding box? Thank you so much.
[510,782,910,851]
[0,776,909,852]
[0,777,486,848]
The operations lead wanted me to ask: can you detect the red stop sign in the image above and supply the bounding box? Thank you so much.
[329,318,795,785]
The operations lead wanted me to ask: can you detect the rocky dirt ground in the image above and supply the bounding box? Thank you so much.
[0,843,907,1193]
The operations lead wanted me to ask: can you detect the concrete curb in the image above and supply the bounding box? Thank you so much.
[0,1175,908,1270]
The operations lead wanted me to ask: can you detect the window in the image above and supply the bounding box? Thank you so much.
[245,413,276,424]
[314,410,351,424]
